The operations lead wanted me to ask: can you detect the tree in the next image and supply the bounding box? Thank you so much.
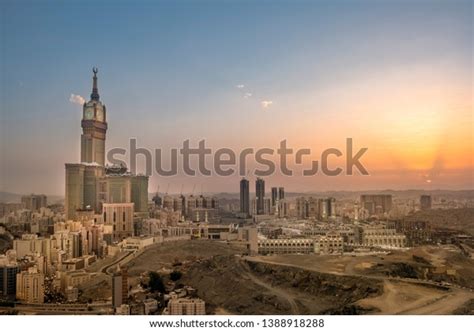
[148,272,165,293]
[169,270,182,282]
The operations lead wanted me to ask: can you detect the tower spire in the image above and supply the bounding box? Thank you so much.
[90,67,100,101]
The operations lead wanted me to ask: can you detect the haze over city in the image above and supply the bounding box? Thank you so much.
[1,0,472,195]
[1,0,474,324]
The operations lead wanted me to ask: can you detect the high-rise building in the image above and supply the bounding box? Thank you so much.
[240,178,250,215]
[318,197,336,219]
[81,68,107,165]
[102,203,134,241]
[271,187,278,206]
[21,194,47,211]
[420,195,432,210]
[278,187,285,200]
[256,178,265,215]
[16,267,45,304]
[296,197,336,220]
[112,266,128,309]
[360,194,392,216]
[65,69,148,220]
[0,261,19,300]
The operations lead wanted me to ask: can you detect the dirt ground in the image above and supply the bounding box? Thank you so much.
[250,245,474,288]
[123,241,474,315]
[125,240,246,276]
[358,280,474,314]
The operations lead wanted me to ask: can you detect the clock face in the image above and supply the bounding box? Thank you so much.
[84,108,94,120]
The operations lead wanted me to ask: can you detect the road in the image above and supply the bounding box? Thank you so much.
[237,258,300,314]
[100,251,133,275]
[244,256,458,289]
[244,256,474,314]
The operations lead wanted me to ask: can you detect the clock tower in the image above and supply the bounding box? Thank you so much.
[81,67,107,165]
[66,68,148,221]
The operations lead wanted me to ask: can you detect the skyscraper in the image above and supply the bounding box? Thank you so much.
[271,187,278,206]
[65,69,149,221]
[278,187,285,200]
[21,194,47,211]
[0,261,19,300]
[112,266,128,309]
[420,195,432,210]
[81,67,107,165]
[256,178,265,215]
[360,194,392,216]
[240,178,250,216]
[65,68,108,219]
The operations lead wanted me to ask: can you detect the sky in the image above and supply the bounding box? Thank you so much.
[0,0,472,195]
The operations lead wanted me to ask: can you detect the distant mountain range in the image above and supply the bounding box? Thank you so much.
[149,189,474,200]
[2,189,471,204]
[0,191,64,204]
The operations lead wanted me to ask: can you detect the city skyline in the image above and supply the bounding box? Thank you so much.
[0,0,473,321]
[1,0,472,195]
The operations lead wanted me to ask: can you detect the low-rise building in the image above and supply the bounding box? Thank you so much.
[313,231,344,254]
[16,266,45,304]
[258,238,314,255]
[362,225,406,248]
[167,295,205,315]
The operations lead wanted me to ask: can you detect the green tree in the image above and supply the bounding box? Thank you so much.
[169,270,182,282]
[149,272,165,293]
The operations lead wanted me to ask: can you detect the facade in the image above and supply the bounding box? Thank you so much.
[258,238,315,255]
[167,295,206,315]
[0,202,25,217]
[112,266,128,309]
[271,187,278,206]
[121,236,154,250]
[270,187,285,207]
[389,219,432,246]
[278,187,285,200]
[240,178,250,216]
[296,197,336,219]
[250,197,271,216]
[276,199,289,218]
[256,178,265,215]
[186,195,219,222]
[102,203,134,241]
[65,69,149,220]
[360,194,392,216]
[60,270,92,291]
[0,262,19,300]
[313,232,344,254]
[237,226,258,255]
[16,267,45,304]
[21,194,47,211]
[362,225,406,248]
[420,195,432,210]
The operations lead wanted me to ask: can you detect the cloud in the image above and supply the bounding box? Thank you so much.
[261,100,273,108]
[69,94,85,106]
[236,84,245,89]
[244,92,252,99]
